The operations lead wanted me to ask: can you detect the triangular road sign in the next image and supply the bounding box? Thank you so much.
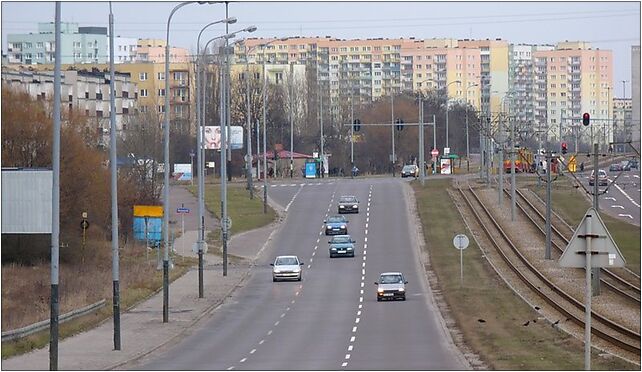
[559,207,626,268]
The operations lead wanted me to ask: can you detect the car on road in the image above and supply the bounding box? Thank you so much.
[589,169,608,187]
[338,195,359,214]
[328,235,356,257]
[271,255,303,282]
[620,160,632,171]
[609,163,623,172]
[324,215,349,235]
[628,159,639,169]
[401,164,419,178]
[375,272,408,301]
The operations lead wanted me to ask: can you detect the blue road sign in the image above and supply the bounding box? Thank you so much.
[176,207,190,214]
[305,161,317,178]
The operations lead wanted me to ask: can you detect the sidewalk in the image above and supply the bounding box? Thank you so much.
[2,185,283,371]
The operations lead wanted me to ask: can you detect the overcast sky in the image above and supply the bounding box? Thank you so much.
[2,1,639,97]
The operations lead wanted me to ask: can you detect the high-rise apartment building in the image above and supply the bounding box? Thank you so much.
[534,42,613,145]
[136,39,190,63]
[632,45,640,150]
[7,22,108,65]
[613,98,632,144]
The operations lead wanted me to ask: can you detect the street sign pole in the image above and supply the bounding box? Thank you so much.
[453,234,469,286]
[584,213,593,371]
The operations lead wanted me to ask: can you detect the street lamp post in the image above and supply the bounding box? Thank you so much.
[444,80,461,151]
[255,38,287,213]
[164,0,210,324]
[196,17,235,297]
[465,83,479,172]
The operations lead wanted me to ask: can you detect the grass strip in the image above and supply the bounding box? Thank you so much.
[187,183,277,245]
[412,178,636,370]
[1,257,196,359]
[525,177,640,275]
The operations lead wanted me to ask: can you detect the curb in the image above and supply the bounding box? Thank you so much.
[105,197,285,370]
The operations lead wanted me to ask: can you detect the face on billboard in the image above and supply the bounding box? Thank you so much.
[204,126,221,150]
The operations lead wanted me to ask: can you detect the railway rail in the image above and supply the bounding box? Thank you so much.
[503,187,641,304]
[456,184,640,356]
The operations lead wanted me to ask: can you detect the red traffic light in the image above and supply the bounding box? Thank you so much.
[561,142,568,154]
[582,112,590,126]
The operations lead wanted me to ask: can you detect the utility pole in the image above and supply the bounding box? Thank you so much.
[50,3,61,369]
[108,1,121,350]
[418,98,424,185]
[391,86,396,177]
[510,114,516,221]
[592,142,601,295]
[545,151,552,260]
[498,114,504,205]
[289,63,294,178]
[350,82,354,178]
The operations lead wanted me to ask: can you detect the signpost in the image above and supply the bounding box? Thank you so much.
[453,234,470,286]
[176,204,190,255]
[559,207,625,371]
[431,149,439,174]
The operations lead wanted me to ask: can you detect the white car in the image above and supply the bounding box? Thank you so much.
[271,255,303,282]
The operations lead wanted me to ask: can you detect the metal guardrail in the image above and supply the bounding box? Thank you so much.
[2,299,106,342]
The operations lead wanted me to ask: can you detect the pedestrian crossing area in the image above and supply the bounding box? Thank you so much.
[269,182,335,187]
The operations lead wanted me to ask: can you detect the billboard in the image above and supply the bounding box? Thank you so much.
[1,169,53,234]
[203,126,244,150]
[173,163,192,181]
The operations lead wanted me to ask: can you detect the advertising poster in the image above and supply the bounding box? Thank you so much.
[173,163,192,181]
[203,126,244,150]
[440,158,451,175]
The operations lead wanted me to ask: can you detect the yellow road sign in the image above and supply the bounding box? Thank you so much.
[134,205,163,217]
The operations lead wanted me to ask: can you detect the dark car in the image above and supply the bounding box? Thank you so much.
[401,164,419,178]
[628,159,639,169]
[609,163,623,172]
[375,272,408,301]
[328,235,356,257]
[324,215,349,235]
[338,195,359,214]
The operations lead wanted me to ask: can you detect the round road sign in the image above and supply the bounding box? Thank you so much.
[453,234,469,250]
[431,149,439,157]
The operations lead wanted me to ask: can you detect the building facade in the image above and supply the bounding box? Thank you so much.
[1,66,137,146]
[632,45,640,150]
[7,22,108,65]
[135,39,190,63]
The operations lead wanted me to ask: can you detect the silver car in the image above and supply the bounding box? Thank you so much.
[375,272,408,301]
[271,255,303,282]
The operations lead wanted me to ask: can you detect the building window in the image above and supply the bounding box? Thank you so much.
[96,92,103,100]
[36,42,44,48]
[97,110,103,117]
[139,72,148,81]
[140,89,148,97]
[158,89,165,96]
[158,105,165,113]
[158,72,165,80]
[122,91,129,99]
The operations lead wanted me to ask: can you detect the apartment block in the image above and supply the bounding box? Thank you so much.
[613,98,633,142]
[533,42,613,143]
[7,22,108,65]
[114,37,138,63]
[1,66,136,147]
[632,45,640,149]
[135,39,190,63]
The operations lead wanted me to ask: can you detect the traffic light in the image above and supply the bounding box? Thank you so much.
[353,119,361,132]
[395,118,404,131]
[582,112,590,126]
[561,142,568,155]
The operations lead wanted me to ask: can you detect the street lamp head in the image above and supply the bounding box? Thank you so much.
[225,17,237,24]
[246,25,258,33]
[225,33,237,39]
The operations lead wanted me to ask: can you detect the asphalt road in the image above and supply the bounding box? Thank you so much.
[133,177,465,370]
[576,167,641,226]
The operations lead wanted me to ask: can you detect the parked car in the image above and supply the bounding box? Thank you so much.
[401,164,419,178]
[328,235,356,258]
[324,215,349,235]
[589,169,608,187]
[338,195,359,214]
[375,272,408,301]
[271,255,303,282]
[609,163,623,172]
